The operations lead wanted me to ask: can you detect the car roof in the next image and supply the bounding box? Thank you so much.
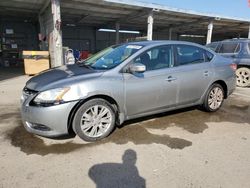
[219,38,250,43]
[224,38,250,42]
[125,40,216,55]
[126,40,204,47]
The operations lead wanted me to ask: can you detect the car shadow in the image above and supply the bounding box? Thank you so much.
[3,99,250,156]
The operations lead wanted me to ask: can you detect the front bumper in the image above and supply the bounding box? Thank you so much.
[21,93,78,137]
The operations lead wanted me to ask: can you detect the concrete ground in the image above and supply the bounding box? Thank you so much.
[0,74,250,188]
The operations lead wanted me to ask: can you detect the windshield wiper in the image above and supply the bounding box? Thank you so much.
[77,62,94,69]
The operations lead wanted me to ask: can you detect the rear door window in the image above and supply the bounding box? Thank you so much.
[218,42,240,53]
[174,45,206,66]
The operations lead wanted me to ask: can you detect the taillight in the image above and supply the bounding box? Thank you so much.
[230,63,237,71]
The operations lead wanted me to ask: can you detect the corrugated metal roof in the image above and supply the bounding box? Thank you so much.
[105,0,250,22]
[0,0,249,36]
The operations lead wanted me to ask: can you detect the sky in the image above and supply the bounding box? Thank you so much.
[141,0,250,20]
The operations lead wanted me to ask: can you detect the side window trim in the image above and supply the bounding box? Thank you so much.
[173,45,179,67]
[234,43,241,53]
[248,42,250,53]
[206,51,214,62]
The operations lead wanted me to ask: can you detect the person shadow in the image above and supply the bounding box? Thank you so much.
[88,149,146,188]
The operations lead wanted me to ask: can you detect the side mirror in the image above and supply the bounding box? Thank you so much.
[129,63,146,73]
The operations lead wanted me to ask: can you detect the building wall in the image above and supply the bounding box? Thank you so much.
[0,18,39,67]
[1,16,241,59]
[153,31,178,40]
[62,26,96,53]
[62,25,142,53]
[95,30,141,52]
[179,36,206,44]
[0,19,39,51]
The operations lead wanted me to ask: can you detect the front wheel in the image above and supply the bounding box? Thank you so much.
[202,83,224,112]
[72,99,116,142]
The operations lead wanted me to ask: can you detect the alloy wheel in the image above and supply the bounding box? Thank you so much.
[80,105,112,138]
[208,87,224,110]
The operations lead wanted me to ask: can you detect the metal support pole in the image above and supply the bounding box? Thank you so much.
[248,24,250,39]
[176,33,180,41]
[51,0,63,67]
[206,21,213,44]
[169,28,172,40]
[147,11,154,41]
[115,22,120,44]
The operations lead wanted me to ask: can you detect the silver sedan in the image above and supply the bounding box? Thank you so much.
[20,41,236,141]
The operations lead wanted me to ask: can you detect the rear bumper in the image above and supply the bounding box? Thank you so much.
[21,101,78,137]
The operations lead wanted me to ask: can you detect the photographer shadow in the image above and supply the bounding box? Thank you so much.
[88,149,146,188]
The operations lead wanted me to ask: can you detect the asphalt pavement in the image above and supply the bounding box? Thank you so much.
[0,75,250,188]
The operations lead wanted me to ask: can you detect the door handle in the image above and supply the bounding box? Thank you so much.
[165,76,177,82]
[204,71,209,76]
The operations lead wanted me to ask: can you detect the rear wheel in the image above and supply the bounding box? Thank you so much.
[236,67,250,87]
[202,83,224,112]
[73,99,116,142]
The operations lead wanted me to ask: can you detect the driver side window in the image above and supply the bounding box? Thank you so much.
[133,45,173,71]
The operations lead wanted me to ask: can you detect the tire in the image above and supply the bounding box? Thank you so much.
[72,99,116,142]
[236,67,250,87]
[202,83,224,112]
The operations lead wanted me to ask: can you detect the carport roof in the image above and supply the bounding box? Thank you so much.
[0,0,249,36]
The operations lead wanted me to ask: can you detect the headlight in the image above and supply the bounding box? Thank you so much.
[33,87,71,105]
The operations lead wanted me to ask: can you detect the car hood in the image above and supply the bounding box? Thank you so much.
[25,64,103,91]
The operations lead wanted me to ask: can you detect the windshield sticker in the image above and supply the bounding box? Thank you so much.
[126,45,142,50]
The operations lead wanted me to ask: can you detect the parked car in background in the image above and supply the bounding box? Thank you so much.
[206,39,250,87]
[21,41,236,142]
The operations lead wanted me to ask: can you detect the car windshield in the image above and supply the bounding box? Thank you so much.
[206,42,218,51]
[80,44,143,70]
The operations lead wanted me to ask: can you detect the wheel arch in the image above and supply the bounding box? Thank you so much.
[67,94,122,134]
[212,80,228,99]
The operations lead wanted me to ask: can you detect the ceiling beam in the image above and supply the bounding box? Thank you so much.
[61,1,134,15]
[96,8,150,29]
[39,0,50,15]
[0,0,43,9]
[154,17,211,33]
[0,6,39,13]
[77,14,90,23]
